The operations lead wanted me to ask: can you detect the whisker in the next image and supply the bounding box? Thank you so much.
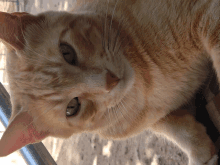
[5,47,44,66]
[104,0,111,51]
[106,108,113,126]
[113,27,130,55]
[7,78,43,89]
[108,0,119,50]
[15,38,50,62]
[115,103,127,133]
[106,108,114,126]
[121,97,139,124]
[114,41,123,55]
[116,104,128,129]
[114,35,131,57]
[112,18,123,55]
[116,85,143,125]
[105,108,116,135]
[116,99,127,120]
[119,100,131,121]
[101,19,106,49]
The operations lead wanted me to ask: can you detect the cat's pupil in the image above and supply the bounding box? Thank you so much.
[60,43,77,65]
[66,97,80,116]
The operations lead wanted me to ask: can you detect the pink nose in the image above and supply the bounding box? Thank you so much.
[106,70,120,91]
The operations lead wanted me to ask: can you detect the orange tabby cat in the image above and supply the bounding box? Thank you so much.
[0,0,219,164]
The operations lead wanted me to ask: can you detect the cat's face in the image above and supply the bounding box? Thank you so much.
[0,11,147,155]
[7,11,136,135]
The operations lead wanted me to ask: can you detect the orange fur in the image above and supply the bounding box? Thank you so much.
[0,0,219,164]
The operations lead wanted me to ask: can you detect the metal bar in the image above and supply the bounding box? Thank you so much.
[0,82,57,165]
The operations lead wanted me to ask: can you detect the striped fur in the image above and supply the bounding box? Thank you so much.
[1,0,220,164]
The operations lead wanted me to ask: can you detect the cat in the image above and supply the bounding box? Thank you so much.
[0,0,219,164]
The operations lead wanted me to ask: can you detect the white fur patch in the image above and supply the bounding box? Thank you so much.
[206,155,218,165]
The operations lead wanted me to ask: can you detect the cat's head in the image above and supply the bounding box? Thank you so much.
[0,11,149,156]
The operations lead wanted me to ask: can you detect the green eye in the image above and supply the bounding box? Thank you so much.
[66,97,80,116]
[60,43,77,65]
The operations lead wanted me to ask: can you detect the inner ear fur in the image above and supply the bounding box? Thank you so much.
[0,111,49,157]
[0,12,43,50]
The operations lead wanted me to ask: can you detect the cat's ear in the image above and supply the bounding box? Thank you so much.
[0,111,49,157]
[0,12,40,50]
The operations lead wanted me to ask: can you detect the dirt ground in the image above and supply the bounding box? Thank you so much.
[1,0,212,165]
[43,131,188,165]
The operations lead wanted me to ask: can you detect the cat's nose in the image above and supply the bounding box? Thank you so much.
[106,70,120,92]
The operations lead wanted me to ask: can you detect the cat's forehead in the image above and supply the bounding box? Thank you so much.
[22,11,103,62]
